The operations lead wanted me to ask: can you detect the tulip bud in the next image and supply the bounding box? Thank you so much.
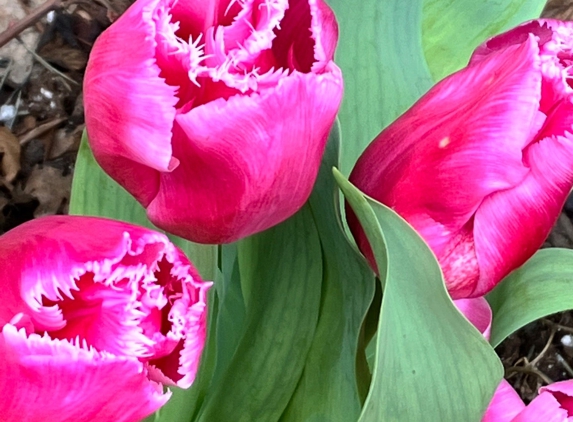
[348,20,573,299]
[0,216,211,422]
[84,0,343,244]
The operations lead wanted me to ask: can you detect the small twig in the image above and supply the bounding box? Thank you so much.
[5,91,21,130]
[0,59,13,92]
[506,366,554,385]
[17,0,45,34]
[556,353,573,378]
[542,318,573,335]
[93,0,121,16]
[0,0,63,49]
[530,327,556,367]
[18,117,67,145]
[17,37,78,87]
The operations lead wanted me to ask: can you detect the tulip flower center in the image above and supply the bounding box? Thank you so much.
[155,0,317,107]
[30,250,193,384]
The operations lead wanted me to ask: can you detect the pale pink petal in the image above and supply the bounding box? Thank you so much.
[310,0,339,70]
[84,0,178,205]
[210,0,287,71]
[482,380,526,422]
[453,297,492,340]
[0,324,169,422]
[147,69,342,243]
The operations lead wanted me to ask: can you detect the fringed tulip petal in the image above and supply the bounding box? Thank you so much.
[148,70,341,243]
[348,19,573,298]
[0,325,168,422]
[84,0,343,244]
[0,216,212,421]
[482,380,526,422]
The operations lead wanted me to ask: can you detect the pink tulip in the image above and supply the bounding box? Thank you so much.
[348,19,573,299]
[84,0,343,244]
[0,216,212,422]
[483,379,573,421]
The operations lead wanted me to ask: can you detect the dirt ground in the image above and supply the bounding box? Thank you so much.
[0,0,572,405]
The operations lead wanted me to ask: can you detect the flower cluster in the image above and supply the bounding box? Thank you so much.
[4,0,573,418]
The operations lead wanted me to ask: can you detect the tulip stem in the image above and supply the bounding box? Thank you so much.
[529,327,556,368]
[505,366,554,386]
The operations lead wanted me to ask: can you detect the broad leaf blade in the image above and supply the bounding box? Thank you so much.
[279,123,376,421]
[326,0,433,174]
[422,0,546,82]
[195,204,323,422]
[334,171,502,421]
[487,248,573,348]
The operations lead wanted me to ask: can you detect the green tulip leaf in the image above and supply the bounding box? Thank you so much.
[422,0,546,82]
[279,123,376,421]
[326,0,433,174]
[334,170,502,421]
[194,202,323,422]
[69,131,218,422]
[487,248,573,348]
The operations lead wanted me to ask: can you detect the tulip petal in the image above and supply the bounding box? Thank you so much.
[482,380,526,422]
[84,0,178,205]
[512,390,569,422]
[0,324,169,422]
[473,100,573,297]
[0,216,171,327]
[352,37,542,234]
[453,297,492,340]
[470,20,554,65]
[542,380,573,416]
[147,69,342,243]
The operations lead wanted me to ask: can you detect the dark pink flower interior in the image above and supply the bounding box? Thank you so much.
[27,244,202,386]
[552,392,573,416]
[154,0,317,110]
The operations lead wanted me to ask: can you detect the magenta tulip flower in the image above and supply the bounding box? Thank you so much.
[483,379,573,421]
[0,216,211,422]
[348,19,573,299]
[84,0,343,244]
